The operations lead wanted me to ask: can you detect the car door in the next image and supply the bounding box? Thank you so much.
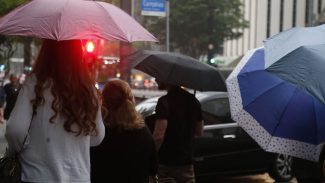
[194,96,266,177]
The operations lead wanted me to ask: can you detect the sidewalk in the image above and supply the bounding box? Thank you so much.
[0,123,7,156]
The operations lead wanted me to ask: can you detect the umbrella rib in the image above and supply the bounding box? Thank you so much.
[0,1,32,29]
[241,78,285,107]
[56,0,70,40]
[167,58,180,86]
[313,99,320,144]
[270,89,297,136]
[241,80,297,147]
[238,66,263,76]
[94,2,128,42]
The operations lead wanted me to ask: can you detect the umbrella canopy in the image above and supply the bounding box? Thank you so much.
[124,50,227,91]
[226,47,325,162]
[267,44,325,104]
[0,0,157,42]
[264,24,325,67]
[264,24,325,105]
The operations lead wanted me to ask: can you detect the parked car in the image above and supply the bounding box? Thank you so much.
[136,91,293,182]
[292,151,325,183]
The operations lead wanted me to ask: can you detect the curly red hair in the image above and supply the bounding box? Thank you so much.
[31,39,99,136]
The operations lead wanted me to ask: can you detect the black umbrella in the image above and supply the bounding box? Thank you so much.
[124,50,227,91]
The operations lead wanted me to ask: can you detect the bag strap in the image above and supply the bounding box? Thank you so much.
[18,105,37,153]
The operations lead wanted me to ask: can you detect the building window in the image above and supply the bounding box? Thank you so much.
[267,0,271,37]
[279,0,284,32]
[293,0,297,27]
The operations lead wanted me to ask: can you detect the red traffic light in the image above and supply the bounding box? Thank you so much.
[82,40,99,64]
[85,41,95,53]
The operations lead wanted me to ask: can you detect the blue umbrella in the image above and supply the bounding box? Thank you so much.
[264,24,325,68]
[226,47,325,161]
[267,44,325,104]
[262,24,325,108]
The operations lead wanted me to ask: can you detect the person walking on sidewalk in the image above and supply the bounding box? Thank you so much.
[153,79,204,183]
[0,86,5,123]
[3,74,21,120]
[91,79,157,183]
[5,39,105,183]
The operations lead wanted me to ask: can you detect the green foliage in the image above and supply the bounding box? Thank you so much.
[0,0,27,75]
[144,0,248,57]
[0,0,27,16]
[0,36,16,71]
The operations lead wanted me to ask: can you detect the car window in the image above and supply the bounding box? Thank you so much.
[136,102,156,117]
[201,97,232,125]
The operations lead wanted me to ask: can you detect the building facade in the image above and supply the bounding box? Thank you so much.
[223,0,325,58]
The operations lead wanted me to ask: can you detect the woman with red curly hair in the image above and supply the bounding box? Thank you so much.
[91,79,157,183]
[5,39,105,183]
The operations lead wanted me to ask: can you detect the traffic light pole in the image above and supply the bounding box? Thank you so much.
[120,0,132,83]
[207,0,215,66]
[166,0,170,52]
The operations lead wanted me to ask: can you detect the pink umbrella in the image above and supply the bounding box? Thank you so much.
[0,0,158,42]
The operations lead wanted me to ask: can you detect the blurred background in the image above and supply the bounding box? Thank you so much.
[0,0,322,90]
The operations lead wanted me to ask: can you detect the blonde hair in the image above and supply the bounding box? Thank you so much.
[102,79,144,130]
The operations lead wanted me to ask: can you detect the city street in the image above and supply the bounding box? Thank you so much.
[0,0,323,183]
[0,122,298,183]
[201,174,297,183]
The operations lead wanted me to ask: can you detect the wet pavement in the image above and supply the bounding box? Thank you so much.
[202,173,297,183]
[0,122,6,156]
